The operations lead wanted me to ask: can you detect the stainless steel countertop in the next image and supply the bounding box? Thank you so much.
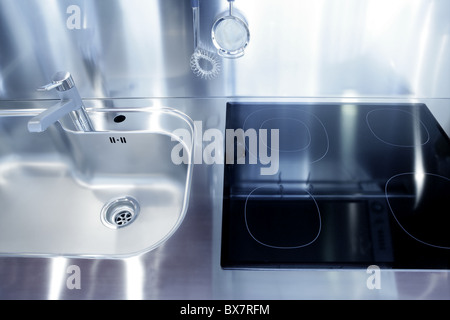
[1,97,450,300]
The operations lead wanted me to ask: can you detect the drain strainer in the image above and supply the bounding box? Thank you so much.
[101,196,140,229]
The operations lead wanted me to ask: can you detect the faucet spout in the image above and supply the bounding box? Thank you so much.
[28,101,73,133]
[27,71,94,133]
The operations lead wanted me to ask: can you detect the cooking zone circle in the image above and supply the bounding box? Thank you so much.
[243,107,329,163]
[385,172,450,249]
[244,185,322,249]
[366,109,430,147]
[259,117,311,152]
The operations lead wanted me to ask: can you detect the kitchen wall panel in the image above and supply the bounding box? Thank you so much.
[0,0,449,100]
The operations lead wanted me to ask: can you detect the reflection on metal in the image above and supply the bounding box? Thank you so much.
[48,257,68,300]
[124,256,145,300]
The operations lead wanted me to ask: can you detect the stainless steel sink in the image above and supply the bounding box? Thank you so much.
[0,107,194,258]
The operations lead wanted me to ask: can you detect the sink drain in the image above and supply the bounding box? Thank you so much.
[101,196,140,229]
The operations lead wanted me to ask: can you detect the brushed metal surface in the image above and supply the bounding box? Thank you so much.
[0,0,449,100]
[0,97,449,299]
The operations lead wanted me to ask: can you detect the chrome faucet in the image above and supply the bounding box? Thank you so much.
[27,71,94,132]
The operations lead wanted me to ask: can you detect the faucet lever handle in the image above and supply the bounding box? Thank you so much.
[37,72,75,92]
[37,81,64,91]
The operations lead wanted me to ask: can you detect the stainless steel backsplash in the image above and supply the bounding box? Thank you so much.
[0,0,449,100]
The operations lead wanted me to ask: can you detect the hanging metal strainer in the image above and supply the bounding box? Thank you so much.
[211,0,250,59]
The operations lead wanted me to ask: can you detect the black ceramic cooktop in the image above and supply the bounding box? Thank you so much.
[221,103,450,269]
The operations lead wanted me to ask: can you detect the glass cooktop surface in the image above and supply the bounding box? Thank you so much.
[221,103,450,269]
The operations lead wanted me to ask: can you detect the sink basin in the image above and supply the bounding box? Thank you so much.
[0,107,194,258]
